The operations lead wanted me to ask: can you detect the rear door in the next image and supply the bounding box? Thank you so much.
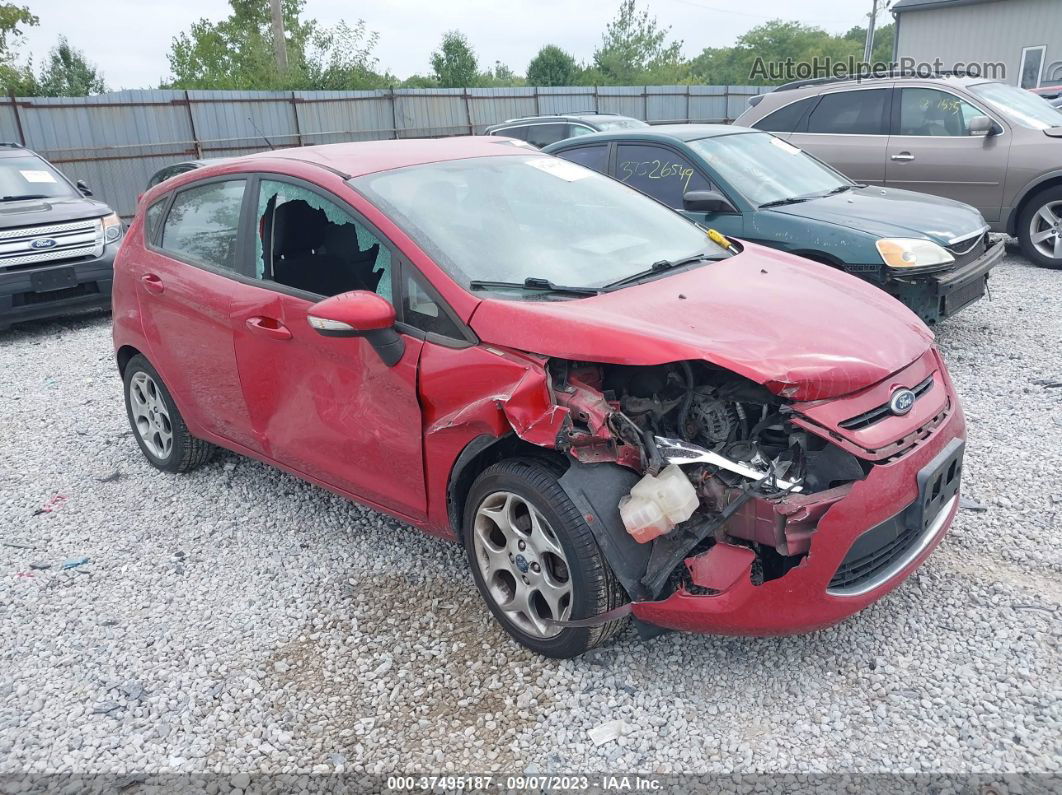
[789,88,892,184]
[884,87,1010,222]
[138,177,258,450]
[228,175,428,519]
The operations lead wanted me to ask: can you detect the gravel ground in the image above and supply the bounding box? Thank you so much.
[0,250,1059,778]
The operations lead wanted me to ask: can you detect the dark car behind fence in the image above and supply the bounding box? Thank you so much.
[0,86,771,221]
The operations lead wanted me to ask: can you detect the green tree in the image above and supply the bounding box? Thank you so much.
[592,0,683,84]
[0,3,38,94]
[430,30,478,88]
[37,37,106,96]
[845,23,895,65]
[526,45,579,87]
[307,19,393,89]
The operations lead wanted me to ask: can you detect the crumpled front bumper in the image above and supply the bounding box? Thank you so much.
[630,388,966,636]
[887,238,1003,324]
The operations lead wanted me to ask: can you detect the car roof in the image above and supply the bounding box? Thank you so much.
[0,142,34,158]
[771,73,998,96]
[210,137,539,179]
[548,123,757,146]
[488,113,639,127]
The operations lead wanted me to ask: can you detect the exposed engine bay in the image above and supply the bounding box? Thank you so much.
[547,359,869,601]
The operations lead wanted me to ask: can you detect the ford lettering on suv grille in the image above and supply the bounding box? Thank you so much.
[0,219,104,269]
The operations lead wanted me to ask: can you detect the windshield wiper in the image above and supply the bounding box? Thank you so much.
[468,277,600,296]
[759,194,817,209]
[602,253,715,291]
[823,185,853,195]
[0,194,48,202]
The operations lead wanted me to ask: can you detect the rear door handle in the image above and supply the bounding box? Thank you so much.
[245,316,293,341]
[890,152,915,162]
[140,273,164,294]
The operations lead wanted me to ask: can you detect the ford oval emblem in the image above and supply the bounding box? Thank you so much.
[30,238,58,250]
[889,387,916,416]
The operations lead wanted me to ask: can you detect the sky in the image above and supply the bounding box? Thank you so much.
[19,0,881,89]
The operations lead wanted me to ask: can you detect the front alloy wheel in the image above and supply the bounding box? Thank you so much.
[463,459,628,658]
[1019,187,1062,269]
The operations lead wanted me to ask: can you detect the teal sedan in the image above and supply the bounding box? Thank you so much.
[544,125,1003,323]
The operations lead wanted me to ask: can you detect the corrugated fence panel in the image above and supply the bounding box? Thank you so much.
[536,87,597,115]
[295,90,395,144]
[1,84,777,217]
[394,89,469,138]
[466,87,538,133]
[189,91,299,155]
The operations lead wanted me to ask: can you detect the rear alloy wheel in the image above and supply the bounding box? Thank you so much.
[463,459,628,658]
[1018,186,1062,269]
[122,354,215,473]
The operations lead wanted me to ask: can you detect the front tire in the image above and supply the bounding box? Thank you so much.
[1018,185,1062,269]
[122,354,215,473]
[463,459,628,658]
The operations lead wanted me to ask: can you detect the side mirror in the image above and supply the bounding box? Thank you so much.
[967,115,998,136]
[307,290,404,366]
[76,179,93,196]
[683,189,737,214]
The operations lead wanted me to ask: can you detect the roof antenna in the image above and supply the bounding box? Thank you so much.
[248,115,276,150]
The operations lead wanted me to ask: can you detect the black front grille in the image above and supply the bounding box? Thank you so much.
[829,518,921,591]
[839,374,935,431]
[944,232,988,270]
[829,438,963,593]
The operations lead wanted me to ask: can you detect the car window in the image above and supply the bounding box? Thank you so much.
[144,199,166,244]
[0,153,78,201]
[160,180,245,271]
[969,81,1061,129]
[255,178,392,300]
[689,133,848,207]
[568,124,595,138]
[806,89,888,135]
[524,124,569,148]
[554,145,609,174]
[402,268,464,339]
[492,125,529,141]
[898,88,985,136]
[352,155,728,296]
[752,96,817,133]
[615,144,712,209]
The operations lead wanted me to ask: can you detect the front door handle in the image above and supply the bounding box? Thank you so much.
[245,316,293,341]
[890,152,915,162]
[140,273,164,294]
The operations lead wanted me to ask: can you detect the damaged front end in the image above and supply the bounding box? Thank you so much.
[546,359,868,602]
[521,352,963,635]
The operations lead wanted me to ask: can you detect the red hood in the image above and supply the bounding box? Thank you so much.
[468,243,934,401]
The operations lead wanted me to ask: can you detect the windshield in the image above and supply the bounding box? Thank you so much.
[0,154,77,201]
[594,118,650,131]
[352,155,725,295]
[969,82,1062,129]
[689,133,849,207]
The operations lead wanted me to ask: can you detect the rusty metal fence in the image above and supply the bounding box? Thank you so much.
[0,84,771,219]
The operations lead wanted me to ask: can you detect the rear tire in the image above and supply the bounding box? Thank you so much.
[122,354,215,473]
[1017,185,1062,269]
[463,459,628,658]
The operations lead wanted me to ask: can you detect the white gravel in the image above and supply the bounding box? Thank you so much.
[0,249,1059,777]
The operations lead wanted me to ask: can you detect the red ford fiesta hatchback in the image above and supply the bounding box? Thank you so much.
[113,138,965,658]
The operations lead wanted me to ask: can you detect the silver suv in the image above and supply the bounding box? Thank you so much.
[735,75,1062,269]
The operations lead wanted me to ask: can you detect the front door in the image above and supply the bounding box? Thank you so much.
[884,87,1010,222]
[137,178,258,450]
[229,176,427,519]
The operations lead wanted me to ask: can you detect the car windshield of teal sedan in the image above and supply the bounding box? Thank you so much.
[969,81,1062,129]
[689,133,849,207]
[352,155,726,294]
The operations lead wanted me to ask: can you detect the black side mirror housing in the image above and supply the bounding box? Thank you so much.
[76,179,93,196]
[683,189,737,214]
